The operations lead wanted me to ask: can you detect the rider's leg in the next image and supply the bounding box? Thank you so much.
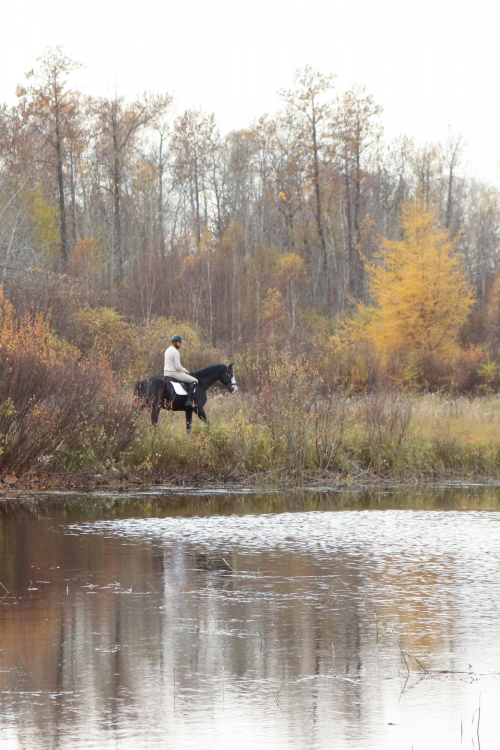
[163,372,198,385]
[163,372,198,408]
[184,381,197,409]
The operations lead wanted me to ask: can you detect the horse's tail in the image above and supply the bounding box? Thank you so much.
[133,380,145,398]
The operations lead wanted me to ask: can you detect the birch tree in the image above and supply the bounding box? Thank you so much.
[15,48,82,265]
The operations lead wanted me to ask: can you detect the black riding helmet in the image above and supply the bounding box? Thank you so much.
[171,334,184,343]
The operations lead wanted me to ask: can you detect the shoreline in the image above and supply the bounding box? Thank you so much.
[3,468,500,502]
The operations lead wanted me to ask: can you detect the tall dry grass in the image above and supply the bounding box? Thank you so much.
[3,277,500,484]
[126,351,418,481]
[126,360,500,483]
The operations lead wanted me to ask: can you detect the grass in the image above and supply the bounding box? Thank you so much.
[413,394,500,443]
[410,395,500,474]
[4,378,500,484]
[117,391,500,485]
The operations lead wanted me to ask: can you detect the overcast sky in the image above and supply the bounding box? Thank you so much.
[3,0,500,185]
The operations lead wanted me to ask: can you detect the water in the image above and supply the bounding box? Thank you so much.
[0,487,499,749]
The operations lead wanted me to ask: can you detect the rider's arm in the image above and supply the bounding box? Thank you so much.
[172,348,188,373]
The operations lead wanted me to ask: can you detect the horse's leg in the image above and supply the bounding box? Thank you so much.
[151,398,160,425]
[197,406,207,423]
[185,408,193,432]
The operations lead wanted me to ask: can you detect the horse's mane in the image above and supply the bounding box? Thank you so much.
[191,363,228,379]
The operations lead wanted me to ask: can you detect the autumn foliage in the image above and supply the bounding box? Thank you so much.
[4,53,500,481]
[365,203,473,362]
[0,287,136,473]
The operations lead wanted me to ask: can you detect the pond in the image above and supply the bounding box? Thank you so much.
[0,486,499,749]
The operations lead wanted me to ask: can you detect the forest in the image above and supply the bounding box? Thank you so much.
[2,48,500,483]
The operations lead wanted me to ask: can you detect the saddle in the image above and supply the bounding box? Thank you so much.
[164,376,188,396]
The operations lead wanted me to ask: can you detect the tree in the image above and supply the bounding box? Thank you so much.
[261,288,287,342]
[93,93,171,280]
[255,115,305,251]
[277,252,309,330]
[443,134,464,231]
[365,202,473,360]
[332,85,382,299]
[148,98,174,255]
[15,48,82,265]
[458,183,500,298]
[246,244,280,338]
[279,66,334,296]
[171,110,220,248]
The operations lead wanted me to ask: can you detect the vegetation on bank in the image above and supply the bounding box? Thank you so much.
[2,202,500,484]
[2,298,500,483]
[125,381,500,484]
[2,52,500,486]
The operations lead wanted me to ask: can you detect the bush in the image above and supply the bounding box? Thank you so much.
[0,286,137,474]
[67,304,140,380]
[243,349,319,473]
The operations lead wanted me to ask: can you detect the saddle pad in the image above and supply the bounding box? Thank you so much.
[171,382,188,396]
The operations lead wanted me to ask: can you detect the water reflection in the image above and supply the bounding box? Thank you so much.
[0,488,499,748]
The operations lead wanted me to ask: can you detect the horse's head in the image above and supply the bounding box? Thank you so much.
[220,363,238,393]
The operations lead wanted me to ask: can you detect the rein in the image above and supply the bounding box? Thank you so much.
[193,364,237,393]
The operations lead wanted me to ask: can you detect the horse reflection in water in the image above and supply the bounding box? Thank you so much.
[134,363,237,431]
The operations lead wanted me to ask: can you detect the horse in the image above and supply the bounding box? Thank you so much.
[134,363,237,431]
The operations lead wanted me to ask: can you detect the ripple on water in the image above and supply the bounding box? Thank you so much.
[67,508,500,572]
[1,505,499,749]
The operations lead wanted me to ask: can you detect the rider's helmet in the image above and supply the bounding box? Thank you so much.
[171,334,184,343]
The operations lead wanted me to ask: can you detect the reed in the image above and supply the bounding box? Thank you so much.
[121,390,500,484]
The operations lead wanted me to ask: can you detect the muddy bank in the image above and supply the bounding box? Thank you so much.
[2,466,500,505]
[0,465,264,502]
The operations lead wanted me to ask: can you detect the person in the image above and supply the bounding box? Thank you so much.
[164,334,198,408]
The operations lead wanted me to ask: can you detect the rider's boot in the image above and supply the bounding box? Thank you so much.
[185,383,196,409]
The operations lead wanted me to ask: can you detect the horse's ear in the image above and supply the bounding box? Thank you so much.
[228,362,233,369]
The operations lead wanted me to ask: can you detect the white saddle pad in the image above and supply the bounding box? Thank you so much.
[171,382,188,396]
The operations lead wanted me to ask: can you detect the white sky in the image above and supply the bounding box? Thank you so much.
[3,0,500,185]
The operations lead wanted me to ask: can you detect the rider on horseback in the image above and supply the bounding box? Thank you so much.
[164,334,198,408]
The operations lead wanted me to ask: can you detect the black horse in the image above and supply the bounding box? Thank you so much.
[134,363,237,431]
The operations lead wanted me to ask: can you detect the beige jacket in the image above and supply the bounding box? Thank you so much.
[164,345,188,375]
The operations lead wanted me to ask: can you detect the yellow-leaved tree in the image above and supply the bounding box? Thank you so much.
[364,202,473,361]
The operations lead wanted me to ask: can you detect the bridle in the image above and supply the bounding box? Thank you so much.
[223,366,238,393]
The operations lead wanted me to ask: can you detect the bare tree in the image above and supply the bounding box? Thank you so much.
[171,110,221,248]
[93,93,171,279]
[279,66,334,296]
[332,85,382,299]
[15,47,82,265]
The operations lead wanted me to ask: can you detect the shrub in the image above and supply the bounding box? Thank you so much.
[0,286,137,474]
[67,304,140,380]
[344,391,414,472]
[243,349,322,473]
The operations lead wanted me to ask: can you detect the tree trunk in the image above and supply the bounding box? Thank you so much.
[344,151,356,297]
[194,159,201,247]
[158,134,165,256]
[55,99,69,264]
[353,132,365,298]
[69,144,78,248]
[311,115,328,295]
[112,109,123,280]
